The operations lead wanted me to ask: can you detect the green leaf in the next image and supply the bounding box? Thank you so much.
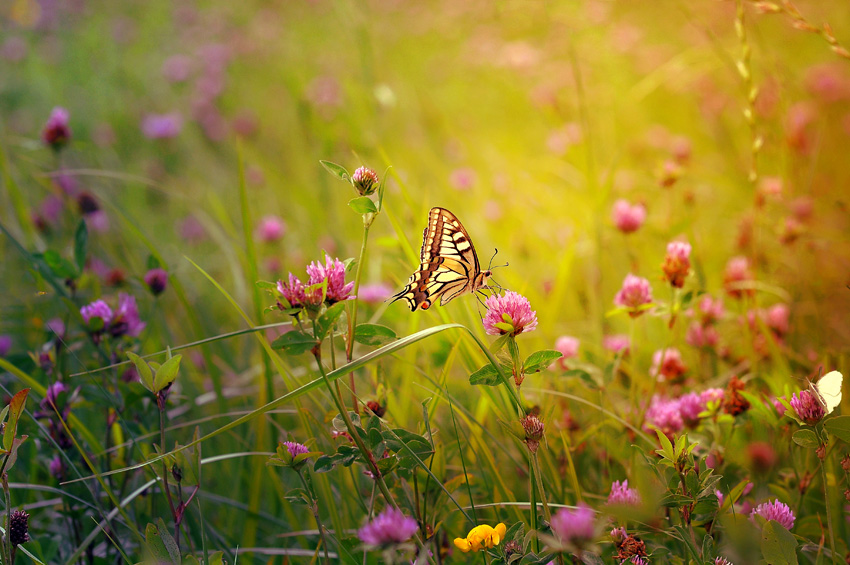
[791,429,819,449]
[42,249,78,279]
[157,518,181,564]
[760,520,798,565]
[523,350,563,374]
[127,352,154,392]
[256,280,278,292]
[3,389,29,452]
[824,415,850,443]
[489,333,511,353]
[469,364,503,386]
[153,354,182,393]
[314,302,347,340]
[319,160,350,181]
[348,196,378,215]
[271,331,318,356]
[145,520,181,565]
[354,323,397,346]
[660,493,693,508]
[73,219,88,272]
[655,429,675,461]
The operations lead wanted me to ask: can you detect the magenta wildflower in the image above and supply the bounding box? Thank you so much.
[141,113,183,139]
[256,215,286,243]
[49,455,65,480]
[662,241,692,288]
[678,393,705,426]
[554,336,579,369]
[111,293,146,337]
[724,256,753,299]
[277,273,310,309]
[700,388,725,406]
[697,295,724,323]
[144,268,169,296]
[40,382,67,411]
[81,300,113,327]
[550,503,596,548]
[612,199,646,234]
[42,107,71,149]
[750,499,795,530]
[283,441,310,458]
[607,480,641,506]
[161,54,193,83]
[614,274,653,317]
[715,558,733,565]
[686,321,719,348]
[603,334,630,354]
[644,395,684,438]
[45,318,65,338]
[630,558,649,565]
[766,304,790,336]
[482,291,538,337]
[358,283,394,304]
[351,166,379,196]
[358,507,419,547]
[771,396,787,416]
[306,255,354,304]
[0,335,11,357]
[651,348,687,382]
[449,167,477,191]
[790,390,825,425]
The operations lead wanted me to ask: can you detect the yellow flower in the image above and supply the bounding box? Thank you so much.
[453,523,507,553]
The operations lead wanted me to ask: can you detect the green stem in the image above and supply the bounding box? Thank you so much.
[2,472,12,565]
[821,456,837,564]
[297,470,330,565]
[313,351,397,509]
[345,217,373,413]
[159,404,179,550]
[529,459,539,554]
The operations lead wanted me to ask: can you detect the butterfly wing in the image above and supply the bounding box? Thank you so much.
[814,370,843,414]
[392,207,481,311]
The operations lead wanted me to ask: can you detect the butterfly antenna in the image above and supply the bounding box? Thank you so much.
[488,248,498,270]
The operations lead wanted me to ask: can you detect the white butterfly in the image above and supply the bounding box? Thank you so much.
[809,370,844,414]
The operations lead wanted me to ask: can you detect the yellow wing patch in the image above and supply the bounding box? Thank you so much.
[392,207,487,311]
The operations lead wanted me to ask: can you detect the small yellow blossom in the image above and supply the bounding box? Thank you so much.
[453,523,507,552]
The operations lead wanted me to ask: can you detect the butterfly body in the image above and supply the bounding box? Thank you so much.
[392,207,491,311]
[809,370,843,414]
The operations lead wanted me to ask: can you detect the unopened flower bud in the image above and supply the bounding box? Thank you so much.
[521,414,545,453]
[9,510,29,546]
[351,166,379,196]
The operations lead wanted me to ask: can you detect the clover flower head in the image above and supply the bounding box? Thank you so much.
[453,522,507,553]
[608,480,641,506]
[662,241,692,288]
[651,348,687,382]
[81,300,114,327]
[790,390,825,425]
[614,274,653,317]
[112,293,146,337]
[283,441,309,459]
[550,503,596,548]
[358,507,419,547]
[351,166,379,196]
[612,199,646,234]
[141,112,183,139]
[257,215,286,242]
[357,283,394,304]
[644,395,684,438]
[677,392,705,426]
[482,291,538,337]
[724,256,753,298]
[306,255,354,304]
[603,334,630,354]
[555,336,580,359]
[277,273,309,309]
[0,335,11,357]
[144,268,169,296]
[750,499,795,530]
[42,107,71,149]
[697,295,724,323]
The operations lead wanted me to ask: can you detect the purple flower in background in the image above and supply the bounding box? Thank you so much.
[144,268,169,296]
[306,255,354,304]
[645,395,684,438]
[351,166,379,196]
[701,388,725,405]
[603,334,630,354]
[179,216,206,243]
[449,167,477,191]
[141,113,183,139]
[550,503,596,548]
[482,291,538,337]
[49,455,65,480]
[607,480,641,506]
[697,295,724,323]
[614,274,653,317]
[40,382,67,411]
[161,54,193,83]
[256,215,286,243]
[0,335,12,357]
[45,318,66,338]
[554,336,580,369]
[358,507,419,546]
[111,293,146,337]
[0,37,27,62]
[81,300,113,327]
[85,210,110,233]
[357,283,394,304]
[751,499,795,530]
[678,392,705,426]
[790,390,825,425]
[612,199,646,234]
[715,557,733,565]
[42,107,71,149]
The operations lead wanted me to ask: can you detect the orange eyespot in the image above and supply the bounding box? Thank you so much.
[421,301,431,310]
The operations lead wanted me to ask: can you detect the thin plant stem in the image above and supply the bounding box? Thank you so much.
[297,470,330,565]
[313,350,398,509]
[159,404,179,550]
[821,457,837,565]
[2,471,12,565]
[345,218,374,413]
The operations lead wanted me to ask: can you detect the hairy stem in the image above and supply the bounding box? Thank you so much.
[345,219,373,413]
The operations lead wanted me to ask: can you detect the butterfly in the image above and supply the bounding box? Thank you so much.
[391,207,492,311]
[809,370,843,414]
